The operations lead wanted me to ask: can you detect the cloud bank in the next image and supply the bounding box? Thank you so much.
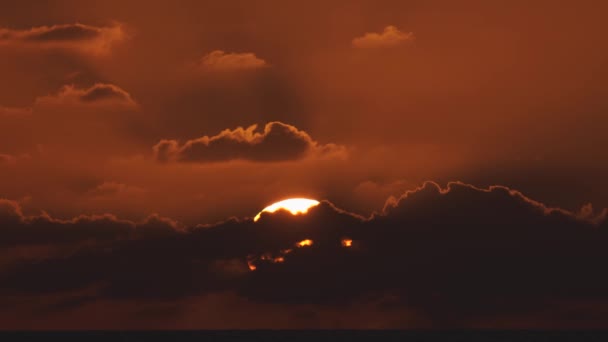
[1,182,607,327]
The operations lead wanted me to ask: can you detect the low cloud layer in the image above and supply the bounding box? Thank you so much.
[0,23,125,55]
[352,25,415,48]
[1,182,607,327]
[154,122,346,163]
[0,199,178,247]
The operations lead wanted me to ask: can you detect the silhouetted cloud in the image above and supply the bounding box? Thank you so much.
[197,50,268,71]
[34,83,137,107]
[0,199,179,247]
[352,25,415,48]
[1,182,607,326]
[153,121,346,163]
[0,23,125,55]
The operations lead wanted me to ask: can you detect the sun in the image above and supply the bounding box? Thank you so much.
[253,198,320,222]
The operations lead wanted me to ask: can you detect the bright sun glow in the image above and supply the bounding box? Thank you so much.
[253,198,320,222]
[296,239,314,247]
[341,238,353,247]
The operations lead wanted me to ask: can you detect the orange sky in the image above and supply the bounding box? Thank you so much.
[1,0,608,329]
[0,0,607,224]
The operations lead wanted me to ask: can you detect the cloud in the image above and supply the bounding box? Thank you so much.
[241,182,608,323]
[197,50,268,71]
[0,106,32,117]
[0,198,179,247]
[0,23,126,55]
[1,181,607,327]
[153,121,346,163]
[34,83,137,108]
[352,25,415,48]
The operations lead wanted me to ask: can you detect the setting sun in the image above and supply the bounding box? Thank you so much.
[253,198,320,222]
[296,239,314,247]
[341,238,353,247]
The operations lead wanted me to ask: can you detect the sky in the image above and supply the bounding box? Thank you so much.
[1,0,608,329]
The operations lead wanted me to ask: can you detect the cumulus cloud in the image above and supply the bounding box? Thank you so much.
[352,25,415,48]
[1,181,607,327]
[34,83,137,108]
[0,199,178,247]
[153,122,346,163]
[0,23,126,55]
[197,50,268,71]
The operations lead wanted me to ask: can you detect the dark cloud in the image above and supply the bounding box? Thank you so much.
[153,121,346,163]
[0,199,178,247]
[1,182,607,327]
[34,83,137,107]
[0,23,125,55]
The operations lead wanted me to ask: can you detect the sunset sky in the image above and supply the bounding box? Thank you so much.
[1,0,608,329]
